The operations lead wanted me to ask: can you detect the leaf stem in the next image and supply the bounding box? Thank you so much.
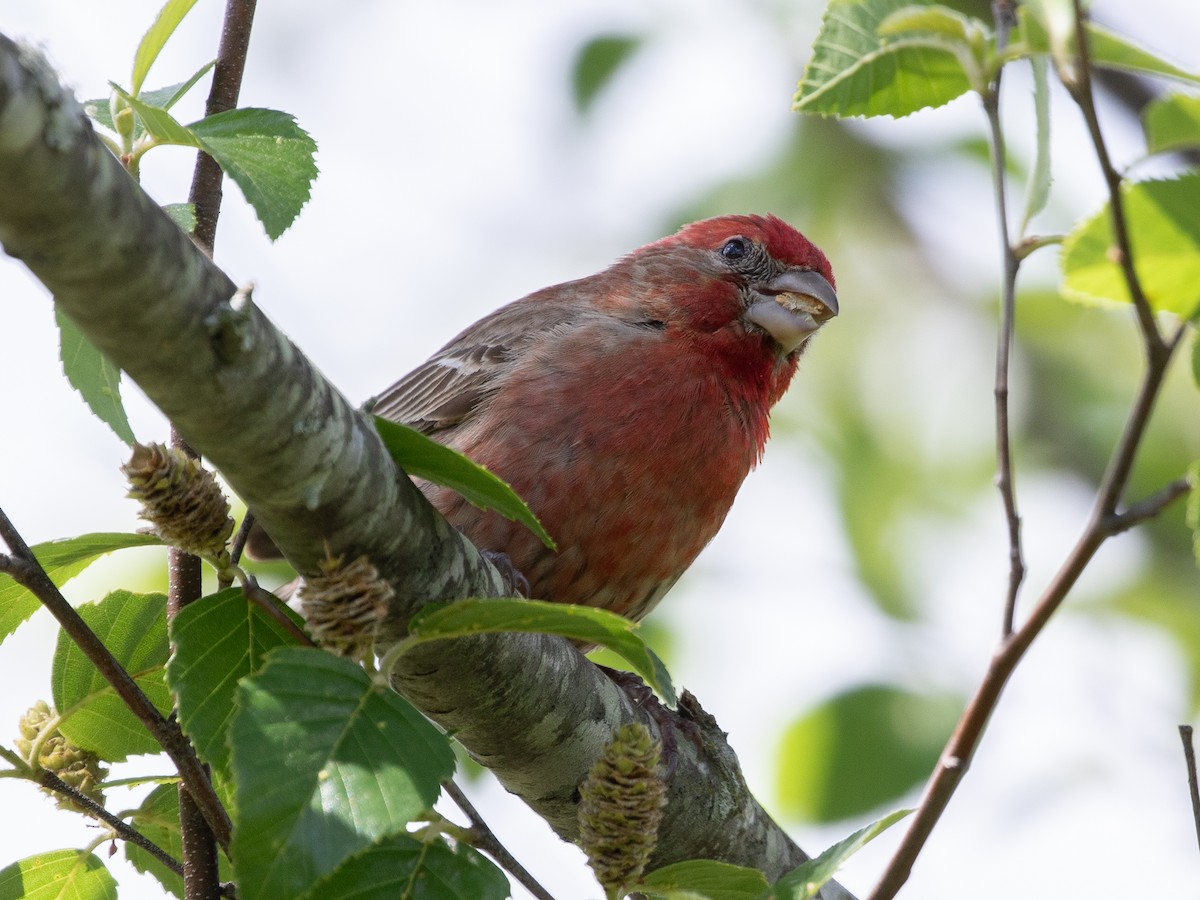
[980,81,1026,639]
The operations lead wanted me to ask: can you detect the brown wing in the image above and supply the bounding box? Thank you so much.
[368,280,600,435]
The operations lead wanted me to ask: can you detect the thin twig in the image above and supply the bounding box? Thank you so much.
[1180,725,1200,855]
[868,6,1186,897]
[981,84,1026,637]
[0,508,232,851]
[1064,0,1164,357]
[1106,477,1192,535]
[443,779,558,900]
[242,574,314,646]
[228,512,255,571]
[0,744,184,874]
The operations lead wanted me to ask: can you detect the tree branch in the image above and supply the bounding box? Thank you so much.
[0,745,184,878]
[0,510,232,850]
[0,35,852,898]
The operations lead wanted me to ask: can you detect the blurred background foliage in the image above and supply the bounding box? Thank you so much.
[566,0,1199,831]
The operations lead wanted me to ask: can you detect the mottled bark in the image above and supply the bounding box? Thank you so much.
[0,36,853,899]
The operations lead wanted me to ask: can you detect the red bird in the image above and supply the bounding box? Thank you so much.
[365,214,837,622]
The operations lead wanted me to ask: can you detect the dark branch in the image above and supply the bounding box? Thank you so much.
[1180,725,1200,856]
[0,509,232,850]
[443,780,557,900]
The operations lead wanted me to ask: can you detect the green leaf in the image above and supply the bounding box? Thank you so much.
[571,34,642,115]
[124,784,235,897]
[1144,92,1200,156]
[877,4,978,43]
[1019,6,1200,86]
[0,849,117,900]
[83,97,117,133]
[188,107,318,241]
[230,647,454,900]
[794,0,977,119]
[52,591,171,761]
[303,835,509,900]
[132,0,201,96]
[1020,55,1053,234]
[56,309,135,444]
[403,598,675,706]
[1061,175,1200,318]
[124,785,185,898]
[639,860,769,900]
[167,587,304,774]
[88,63,215,142]
[0,532,161,647]
[162,202,197,233]
[776,685,958,822]
[141,60,216,112]
[373,416,555,549]
[772,809,911,899]
[118,89,202,147]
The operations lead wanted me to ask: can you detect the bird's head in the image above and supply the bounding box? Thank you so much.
[644,213,838,357]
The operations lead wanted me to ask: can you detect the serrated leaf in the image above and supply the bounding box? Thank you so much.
[776,685,958,822]
[771,809,911,899]
[188,107,318,241]
[303,835,509,900]
[162,202,197,233]
[1144,92,1200,156]
[132,0,201,96]
[125,785,185,898]
[571,34,642,115]
[52,591,171,761]
[168,587,304,774]
[640,859,768,900]
[1061,175,1200,318]
[0,850,117,900]
[373,416,555,549]
[57,309,135,444]
[230,647,454,900]
[1019,7,1200,86]
[0,532,162,647]
[124,783,235,897]
[1020,55,1053,233]
[794,0,977,119]
[83,96,116,133]
[404,598,675,706]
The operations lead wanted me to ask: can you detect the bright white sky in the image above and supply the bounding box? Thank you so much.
[1,2,1199,898]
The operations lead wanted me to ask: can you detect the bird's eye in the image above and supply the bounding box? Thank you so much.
[720,237,749,261]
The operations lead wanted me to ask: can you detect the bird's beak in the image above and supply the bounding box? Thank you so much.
[745,269,838,354]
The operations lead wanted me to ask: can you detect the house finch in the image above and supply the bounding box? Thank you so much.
[254,214,836,622]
